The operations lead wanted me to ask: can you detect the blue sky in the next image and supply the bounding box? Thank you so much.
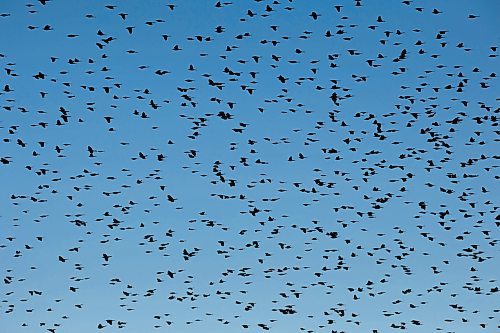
[0,0,498,332]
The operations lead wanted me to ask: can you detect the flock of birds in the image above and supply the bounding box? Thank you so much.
[0,0,498,332]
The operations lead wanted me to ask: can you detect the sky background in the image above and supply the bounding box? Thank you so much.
[0,0,499,332]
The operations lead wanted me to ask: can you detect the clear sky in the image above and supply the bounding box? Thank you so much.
[0,0,498,332]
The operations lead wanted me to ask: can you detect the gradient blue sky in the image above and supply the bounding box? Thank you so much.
[1,1,498,332]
